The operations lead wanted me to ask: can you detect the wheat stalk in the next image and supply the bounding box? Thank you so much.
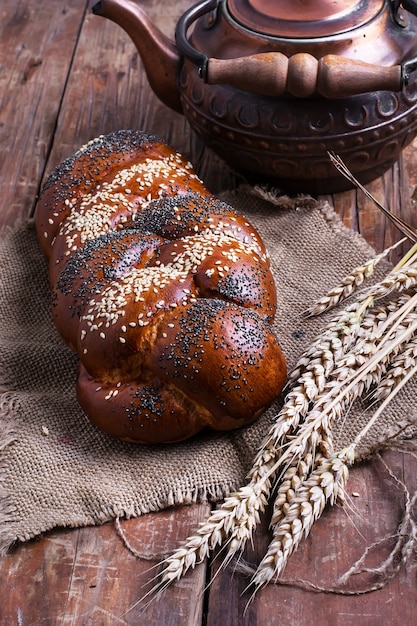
[251,322,417,593]
[249,450,350,594]
[136,161,417,607]
[270,452,316,527]
[149,480,271,597]
[288,304,368,386]
[248,302,417,587]
[371,335,417,402]
[328,153,417,243]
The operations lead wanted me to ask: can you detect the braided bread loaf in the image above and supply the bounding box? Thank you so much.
[36,130,286,443]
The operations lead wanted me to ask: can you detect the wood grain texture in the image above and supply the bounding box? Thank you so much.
[0,0,88,226]
[1,0,417,624]
[1,504,211,625]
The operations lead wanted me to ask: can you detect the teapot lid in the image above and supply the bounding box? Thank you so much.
[226,0,385,38]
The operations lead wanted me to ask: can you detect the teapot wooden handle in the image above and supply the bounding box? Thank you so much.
[206,53,403,97]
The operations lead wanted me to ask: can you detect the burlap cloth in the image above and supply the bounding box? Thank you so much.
[1,188,417,555]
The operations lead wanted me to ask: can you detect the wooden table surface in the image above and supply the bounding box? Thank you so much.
[1,1,417,624]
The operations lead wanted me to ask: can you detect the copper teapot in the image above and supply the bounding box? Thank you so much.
[93,0,417,193]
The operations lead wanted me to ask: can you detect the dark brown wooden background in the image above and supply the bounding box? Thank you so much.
[1,1,417,624]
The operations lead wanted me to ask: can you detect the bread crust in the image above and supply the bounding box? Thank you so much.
[36,130,286,443]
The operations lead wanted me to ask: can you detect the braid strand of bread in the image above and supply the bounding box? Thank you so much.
[35,130,286,444]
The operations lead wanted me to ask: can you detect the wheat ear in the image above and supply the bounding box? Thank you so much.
[288,303,368,386]
[154,472,274,593]
[290,256,417,391]
[270,452,316,527]
[371,335,417,402]
[305,239,406,317]
[248,449,351,594]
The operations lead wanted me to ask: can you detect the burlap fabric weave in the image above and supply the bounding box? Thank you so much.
[1,189,417,555]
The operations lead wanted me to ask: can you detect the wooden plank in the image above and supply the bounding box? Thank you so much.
[0,503,211,625]
[399,136,417,236]
[205,449,417,626]
[323,188,359,234]
[0,0,88,226]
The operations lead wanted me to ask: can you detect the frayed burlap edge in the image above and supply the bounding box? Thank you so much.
[0,220,33,555]
[0,395,19,556]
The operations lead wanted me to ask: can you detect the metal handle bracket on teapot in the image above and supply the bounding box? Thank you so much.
[175,0,417,98]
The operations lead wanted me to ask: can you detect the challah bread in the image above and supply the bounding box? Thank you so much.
[36,130,287,444]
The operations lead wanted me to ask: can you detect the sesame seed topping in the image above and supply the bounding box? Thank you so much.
[39,130,278,438]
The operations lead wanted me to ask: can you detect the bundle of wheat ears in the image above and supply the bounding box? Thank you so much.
[146,156,417,601]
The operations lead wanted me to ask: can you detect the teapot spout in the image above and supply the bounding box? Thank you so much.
[93,0,183,113]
